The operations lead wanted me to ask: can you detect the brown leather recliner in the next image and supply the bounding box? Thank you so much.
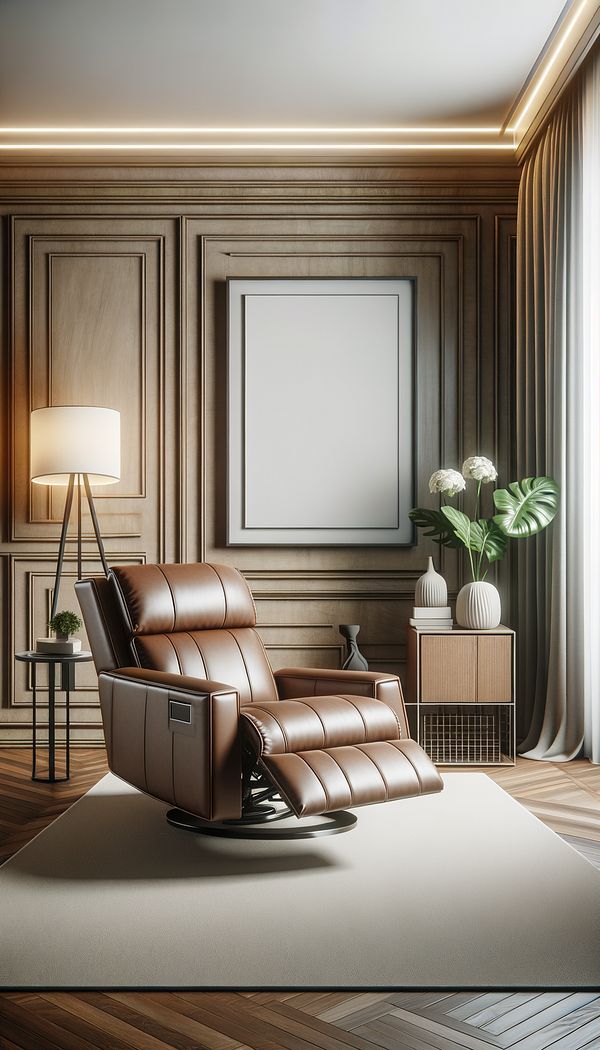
[76,562,443,837]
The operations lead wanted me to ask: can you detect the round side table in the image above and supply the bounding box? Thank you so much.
[15,650,93,782]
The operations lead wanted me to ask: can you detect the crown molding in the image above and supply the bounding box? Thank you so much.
[504,0,600,160]
[1,3,597,162]
[0,127,514,156]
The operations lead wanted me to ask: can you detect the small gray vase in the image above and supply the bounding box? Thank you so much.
[415,556,448,608]
[339,624,369,671]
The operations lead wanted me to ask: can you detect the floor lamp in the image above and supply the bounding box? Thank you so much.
[30,406,121,620]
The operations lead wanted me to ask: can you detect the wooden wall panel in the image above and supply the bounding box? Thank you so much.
[0,160,519,743]
[10,220,177,555]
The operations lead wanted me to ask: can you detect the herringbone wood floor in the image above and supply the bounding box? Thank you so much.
[1,748,599,1050]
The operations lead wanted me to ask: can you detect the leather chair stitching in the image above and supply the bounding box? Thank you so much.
[157,564,178,633]
[241,708,277,753]
[109,677,114,766]
[390,740,424,792]
[299,751,332,810]
[142,685,149,792]
[354,745,390,800]
[207,563,228,628]
[374,695,402,738]
[109,569,136,635]
[256,756,300,815]
[323,748,356,806]
[252,703,290,753]
[291,752,329,812]
[89,579,120,667]
[227,629,254,703]
[187,632,209,679]
[240,714,267,754]
[298,700,327,747]
[254,632,278,699]
[165,634,184,674]
[336,695,369,741]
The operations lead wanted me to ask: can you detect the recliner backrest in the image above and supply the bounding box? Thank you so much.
[109,562,279,706]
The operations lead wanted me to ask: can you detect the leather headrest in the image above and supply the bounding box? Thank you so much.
[110,563,256,636]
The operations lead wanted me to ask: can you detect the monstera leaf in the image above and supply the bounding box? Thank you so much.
[441,506,476,549]
[408,507,462,548]
[439,508,507,563]
[471,519,508,563]
[493,476,559,538]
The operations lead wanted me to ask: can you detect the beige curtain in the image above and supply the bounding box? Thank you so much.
[516,50,600,762]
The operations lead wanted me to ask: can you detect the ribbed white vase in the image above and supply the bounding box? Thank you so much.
[415,556,448,608]
[456,581,501,629]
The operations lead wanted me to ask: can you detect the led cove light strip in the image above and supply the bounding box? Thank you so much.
[509,0,591,131]
[0,142,514,151]
[0,125,503,135]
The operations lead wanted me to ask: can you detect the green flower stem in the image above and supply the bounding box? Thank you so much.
[466,542,476,582]
[477,533,488,581]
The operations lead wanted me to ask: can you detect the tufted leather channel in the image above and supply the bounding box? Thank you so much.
[132,628,279,706]
[274,667,409,737]
[258,739,444,817]
[111,562,257,635]
[240,696,402,755]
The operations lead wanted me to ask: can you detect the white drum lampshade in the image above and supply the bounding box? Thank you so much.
[30,406,120,486]
[30,406,121,619]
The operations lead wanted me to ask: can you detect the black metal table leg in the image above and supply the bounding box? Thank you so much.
[17,650,92,784]
[48,661,56,782]
[31,662,37,780]
[65,661,71,780]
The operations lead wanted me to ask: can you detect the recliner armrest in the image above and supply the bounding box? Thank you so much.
[98,667,241,821]
[274,666,409,737]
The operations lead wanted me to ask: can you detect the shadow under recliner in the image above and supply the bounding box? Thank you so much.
[76,562,443,838]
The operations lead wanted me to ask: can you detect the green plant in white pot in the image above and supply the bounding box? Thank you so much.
[48,610,83,642]
[409,457,559,629]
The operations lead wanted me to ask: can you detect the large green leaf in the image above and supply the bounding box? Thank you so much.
[472,519,508,563]
[493,476,559,538]
[408,507,462,548]
[441,505,476,549]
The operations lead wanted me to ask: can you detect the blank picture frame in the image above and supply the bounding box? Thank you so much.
[227,277,415,546]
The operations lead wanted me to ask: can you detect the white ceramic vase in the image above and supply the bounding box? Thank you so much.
[456,581,501,630]
[415,556,448,608]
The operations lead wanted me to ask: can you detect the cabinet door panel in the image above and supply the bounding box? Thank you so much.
[420,635,477,702]
[477,635,513,701]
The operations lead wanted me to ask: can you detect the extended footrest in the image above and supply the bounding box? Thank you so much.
[259,739,443,816]
[241,695,443,817]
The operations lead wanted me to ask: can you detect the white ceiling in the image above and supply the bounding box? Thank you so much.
[0,0,567,127]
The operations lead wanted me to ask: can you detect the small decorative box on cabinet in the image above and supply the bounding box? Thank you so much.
[406,626,516,766]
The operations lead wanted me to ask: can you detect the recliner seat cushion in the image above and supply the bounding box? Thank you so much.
[241,695,403,755]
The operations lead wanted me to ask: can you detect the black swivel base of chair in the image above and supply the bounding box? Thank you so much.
[165,804,357,839]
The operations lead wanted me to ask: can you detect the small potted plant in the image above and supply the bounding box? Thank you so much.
[36,610,83,654]
[409,457,559,629]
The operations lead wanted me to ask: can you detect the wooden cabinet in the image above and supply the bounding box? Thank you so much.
[406,626,515,765]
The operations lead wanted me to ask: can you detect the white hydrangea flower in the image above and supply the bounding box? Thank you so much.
[462,456,498,484]
[428,468,466,497]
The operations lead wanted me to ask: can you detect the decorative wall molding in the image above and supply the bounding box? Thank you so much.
[0,162,518,744]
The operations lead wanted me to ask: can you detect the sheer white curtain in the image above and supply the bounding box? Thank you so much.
[516,43,600,763]
[581,51,600,763]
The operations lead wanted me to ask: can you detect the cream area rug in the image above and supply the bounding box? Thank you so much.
[1,772,599,989]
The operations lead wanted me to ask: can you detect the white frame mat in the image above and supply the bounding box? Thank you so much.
[227,278,415,546]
